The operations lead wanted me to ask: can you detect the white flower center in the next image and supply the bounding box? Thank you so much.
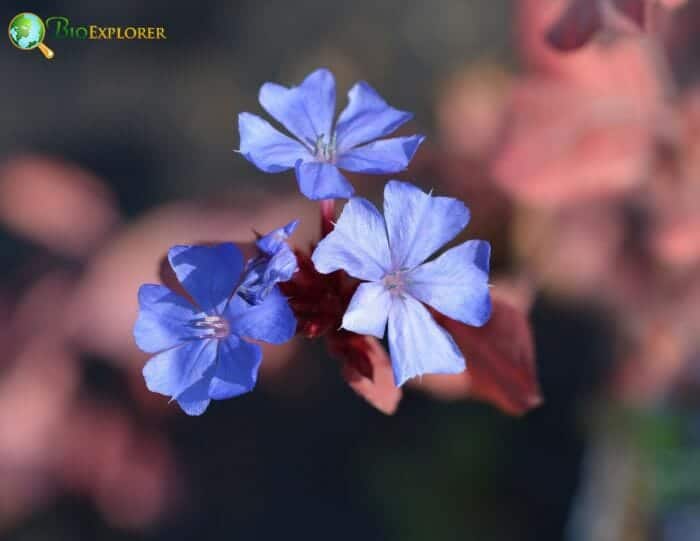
[314,133,337,163]
[383,270,407,296]
[193,315,230,339]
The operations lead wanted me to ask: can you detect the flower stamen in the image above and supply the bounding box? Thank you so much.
[383,271,406,295]
[314,133,337,163]
[192,315,230,339]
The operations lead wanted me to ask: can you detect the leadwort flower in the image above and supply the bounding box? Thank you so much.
[134,243,296,415]
[238,219,299,305]
[312,181,492,385]
[238,68,425,200]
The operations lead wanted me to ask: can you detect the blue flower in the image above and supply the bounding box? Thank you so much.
[238,219,299,305]
[133,243,296,415]
[238,68,425,201]
[311,181,492,386]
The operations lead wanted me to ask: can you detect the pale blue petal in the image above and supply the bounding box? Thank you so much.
[208,336,262,400]
[406,240,492,326]
[238,113,311,172]
[387,294,465,386]
[341,282,391,339]
[312,197,391,281]
[335,81,413,152]
[227,287,296,344]
[383,180,470,270]
[335,135,424,174]
[295,161,354,200]
[142,338,218,399]
[168,243,243,314]
[259,68,336,147]
[134,284,204,353]
[175,371,214,415]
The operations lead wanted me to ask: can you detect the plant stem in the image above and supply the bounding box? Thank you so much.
[320,199,336,238]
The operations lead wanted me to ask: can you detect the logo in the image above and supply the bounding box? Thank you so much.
[8,13,167,60]
[8,12,54,59]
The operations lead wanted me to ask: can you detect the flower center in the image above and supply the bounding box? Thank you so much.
[383,271,406,295]
[192,315,230,339]
[314,133,337,163]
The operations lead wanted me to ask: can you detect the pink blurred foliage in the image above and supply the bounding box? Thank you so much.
[492,0,670,209]
[543,0,686,53]
[648,88,700,269]
[56,403,178,529]
[424,65,515,245]
[482,0,700,405]
[0,270,178,531]
[0,156,119,258]
[435,65,513,161]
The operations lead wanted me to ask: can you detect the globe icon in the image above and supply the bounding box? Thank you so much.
[8,12,54,59]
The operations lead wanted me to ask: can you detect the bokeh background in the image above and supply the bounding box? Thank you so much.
[2,1,699,540]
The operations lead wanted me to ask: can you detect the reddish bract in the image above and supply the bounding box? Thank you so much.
[413,297,542,416]
[327,331,402,415]
[279,249,357,339]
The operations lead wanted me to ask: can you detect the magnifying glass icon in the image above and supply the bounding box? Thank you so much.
[8,12,55,59]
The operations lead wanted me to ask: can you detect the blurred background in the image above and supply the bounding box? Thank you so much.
[1,0,700,540]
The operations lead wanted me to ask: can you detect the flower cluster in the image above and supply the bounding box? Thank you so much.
[134,68,493,415]
[134,242,296,414]
[312,181,491,385]
[238,68,424,200]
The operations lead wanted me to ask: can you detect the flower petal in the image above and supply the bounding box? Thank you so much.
[238,246,298,305]
[336,135,425,174]
[238,220,300,305]
[227,287,296,344]
[388,294,465,386]
[312,197,391,281]
[134,284,203,353]
[259,68,336,147]
[262,247,298,288]
[175,372,214,415]
[168,243,243,313]
[238,113,311,172]
[335,81,413,152]
[294,161,354,200]
[142,338,218,399]
[208,336,262,399]
[256,219,300,255]
[407,240,492,326]
[341,282,392,339]
[383,180,470,270]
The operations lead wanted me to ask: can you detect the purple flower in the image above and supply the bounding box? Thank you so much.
[238,219,299,305]
[133,243,296,415]
[238,68,425,200]
[311,181,492,386]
